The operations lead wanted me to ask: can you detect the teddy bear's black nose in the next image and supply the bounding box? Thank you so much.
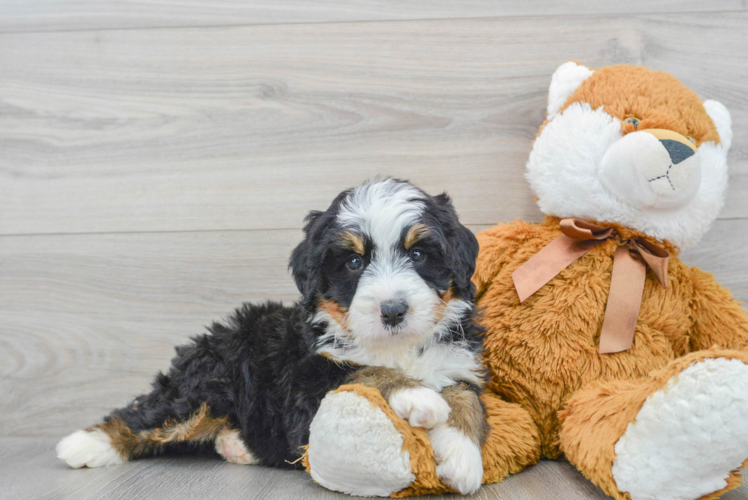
[381,300,408,327]
[661,139,695,165]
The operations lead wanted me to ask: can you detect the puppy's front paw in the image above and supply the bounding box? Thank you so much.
[429,425,483,495]
[388,387,450,429]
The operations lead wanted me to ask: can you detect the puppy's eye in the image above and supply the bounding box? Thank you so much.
[346,255,364,271]
[686,136,695,144]
[624,117,640,129]
[409,249,425,263]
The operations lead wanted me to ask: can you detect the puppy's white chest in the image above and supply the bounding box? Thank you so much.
[398,343,482,391]
[323,340,483,391]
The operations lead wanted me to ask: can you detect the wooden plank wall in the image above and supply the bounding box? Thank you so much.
[1,1,747,445]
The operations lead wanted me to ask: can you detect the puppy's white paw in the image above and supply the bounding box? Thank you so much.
[215,428,258,465]
[57,429,126,468]
[429,425,483,495]
[388,387,450,429]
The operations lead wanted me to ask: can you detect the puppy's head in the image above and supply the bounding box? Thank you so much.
[289,178,478,349]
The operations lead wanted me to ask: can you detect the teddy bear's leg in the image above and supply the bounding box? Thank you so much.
[479,390,542,484]
[306,385,425,497]
[304,384,541,497]
[559,349,748,500]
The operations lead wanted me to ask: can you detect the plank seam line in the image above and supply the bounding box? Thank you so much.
[0,9,745,37]
[0,217,743,238]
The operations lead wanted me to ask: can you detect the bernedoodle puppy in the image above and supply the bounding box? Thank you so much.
[57,177,488,494]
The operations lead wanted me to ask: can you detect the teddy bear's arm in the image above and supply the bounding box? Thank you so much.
[688,266,748,352]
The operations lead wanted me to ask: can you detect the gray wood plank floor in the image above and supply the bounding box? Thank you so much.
[1,1,745,33]
[0,439,746,499]
[2,12,748,235]
[2,1,748,499]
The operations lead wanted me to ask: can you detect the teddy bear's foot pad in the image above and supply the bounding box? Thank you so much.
[308,390,415,497]
[612,358,748,500]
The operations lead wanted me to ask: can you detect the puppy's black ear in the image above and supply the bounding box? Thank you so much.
[289,210,326,308]
[433,193,479,299]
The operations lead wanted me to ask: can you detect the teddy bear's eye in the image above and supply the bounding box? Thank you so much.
[686,136,695,144]
[624,117,640,129]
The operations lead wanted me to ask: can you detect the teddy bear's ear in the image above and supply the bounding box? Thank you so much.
[703,100,732,152]
[547,61,594,120]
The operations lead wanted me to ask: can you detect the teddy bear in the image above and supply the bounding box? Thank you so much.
[302,62,748,500]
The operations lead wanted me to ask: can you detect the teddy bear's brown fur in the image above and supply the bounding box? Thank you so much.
[474,217,748,498]
[468,64,748,499]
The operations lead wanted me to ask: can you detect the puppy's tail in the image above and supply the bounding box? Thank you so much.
[57,399,227,468]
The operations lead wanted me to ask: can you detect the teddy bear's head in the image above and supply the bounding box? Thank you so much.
[527,62,732,249]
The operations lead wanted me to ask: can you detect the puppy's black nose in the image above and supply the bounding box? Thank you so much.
[381,300,408,327]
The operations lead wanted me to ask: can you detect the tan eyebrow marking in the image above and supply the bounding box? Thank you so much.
[404,223,430,249]
[339,231,365,255]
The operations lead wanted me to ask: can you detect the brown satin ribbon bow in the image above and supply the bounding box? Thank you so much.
[511,219,669,354]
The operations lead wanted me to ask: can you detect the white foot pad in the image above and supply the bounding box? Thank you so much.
[308,390,414,497]
[388,387,450,429]
[57,429,126,468]
[215,428,258,465]
[429,424,483,495]
[613,358,748,500]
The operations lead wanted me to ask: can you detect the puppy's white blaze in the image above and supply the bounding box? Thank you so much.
[429,424,484,495]
[337,178,425,258]
[57,429,126,468]
[348,257,437,344]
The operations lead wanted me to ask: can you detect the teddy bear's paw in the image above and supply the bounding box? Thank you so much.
[613,358,748,500]
[214,428,258,465]
[388,387,450,429]
[429,424,483,495]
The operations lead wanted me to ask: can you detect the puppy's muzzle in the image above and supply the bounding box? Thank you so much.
[380,299,408,327]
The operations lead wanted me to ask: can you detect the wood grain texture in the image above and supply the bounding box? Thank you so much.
[1,220,747,438]
[0,438,745,499]
[0,0,745,33]
[0,438,609,499]
[1,12,747,236]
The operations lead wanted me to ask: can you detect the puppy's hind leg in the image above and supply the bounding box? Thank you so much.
[57,348,239,469]
[57,396,232,468]
[58,328,265,468]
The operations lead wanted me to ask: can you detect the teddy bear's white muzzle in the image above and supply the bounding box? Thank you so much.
[598,129,701,211]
